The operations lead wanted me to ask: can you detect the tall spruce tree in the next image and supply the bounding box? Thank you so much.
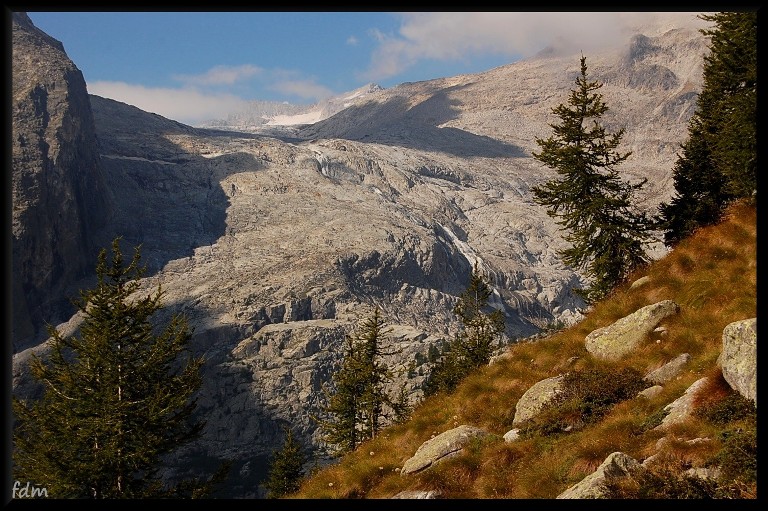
[531,55,653,303]
[658,124,730,246]
[316,308,395,455]
[699,11,757,199]
[424,263,505,396]
[658,11,757,245]
[12,238,218,498]
[264,427,307,498]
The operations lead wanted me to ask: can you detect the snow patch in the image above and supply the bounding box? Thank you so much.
[266,109,325,126]
[101,154,178,165]
[438,223,489,276]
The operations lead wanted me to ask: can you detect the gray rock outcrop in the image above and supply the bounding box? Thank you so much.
[718,318,756,404]
[644,353,691,384]
[655,377,709,430]
[512,375,563,425]
[638,385,664,400]
[11,12,113,351]
[503,429,521,442]
[391,490,441,499]
[400,425,490,475]
[585,300,680,361]
[556,452,642,499]
[629,275,651,290]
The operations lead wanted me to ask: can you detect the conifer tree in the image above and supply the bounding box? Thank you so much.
[355,307,395,439]
[315,333,361,454]
[658,126,730,246]
[658,11,757,245]
[698,11,756,199]
[390,383,413,424]
[315,308,395,455]
[264,427,307,498]
[12,238,219,498]
[531,55,653,303]
[424,263,505,396]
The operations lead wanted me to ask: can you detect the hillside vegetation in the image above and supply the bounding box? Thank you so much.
[287,200,756,499]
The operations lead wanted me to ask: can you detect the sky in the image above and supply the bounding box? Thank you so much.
[25,11,709,126]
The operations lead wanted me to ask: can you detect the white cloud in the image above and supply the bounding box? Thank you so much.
[363,12,709,81]
[87,81,250,125]
[268,79,334,101]
[87,63,339,124]
[172,64,263,86]
[346,35,359,46]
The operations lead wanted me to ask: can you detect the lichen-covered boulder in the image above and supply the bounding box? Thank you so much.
[585,300,680,361]
[718,318,756,405]
[400,425,490,475]
[512,375,564,425]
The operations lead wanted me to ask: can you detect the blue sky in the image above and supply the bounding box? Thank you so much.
[26,11,707,126]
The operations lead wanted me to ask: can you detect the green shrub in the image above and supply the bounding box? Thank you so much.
[518,366,646,436]
[695,391,756,425]
[713,427,757,484]
[601,466,720,498]
[635,407,670,434]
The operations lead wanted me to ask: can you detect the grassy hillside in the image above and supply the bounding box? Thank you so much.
[287,200,756,499]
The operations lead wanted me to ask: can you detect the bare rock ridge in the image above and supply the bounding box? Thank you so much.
[11,11,113,352]
[11,13,709,497]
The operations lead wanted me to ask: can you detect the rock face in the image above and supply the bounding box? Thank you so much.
[11,12,112,351]
[585,300,680,361]
[718,318,757,404]
[11,13,709,496]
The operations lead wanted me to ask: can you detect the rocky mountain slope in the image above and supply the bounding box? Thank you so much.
[11,12,710,497]
[288,201,756,499]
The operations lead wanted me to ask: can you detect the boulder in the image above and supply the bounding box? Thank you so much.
[556,452,642,499]
[400,425,490,475]
[638,385,664,400]
[629,275,651,290]
[655,377,709,430]
[503,429,521,442]
[644,353,691,384]
[585,300,680,361]
[512,375,563,425]
[391,490,441,499]
[717,318,756,404]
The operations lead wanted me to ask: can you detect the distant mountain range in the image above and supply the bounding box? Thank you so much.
[197,83,385,132]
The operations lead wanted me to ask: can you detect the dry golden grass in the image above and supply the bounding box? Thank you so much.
[287,202,756,499]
